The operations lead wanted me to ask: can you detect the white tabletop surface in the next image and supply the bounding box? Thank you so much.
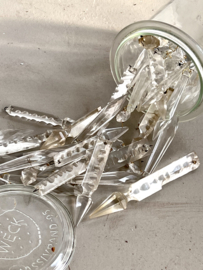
[1,1,203,270]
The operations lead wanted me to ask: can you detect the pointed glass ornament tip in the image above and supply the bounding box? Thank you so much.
[102,126,129,141]
[74,195,93,226]
[89,192,128,219]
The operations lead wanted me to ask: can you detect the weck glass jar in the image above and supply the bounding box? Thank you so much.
[109,20,203,122]
[0,184,75,270]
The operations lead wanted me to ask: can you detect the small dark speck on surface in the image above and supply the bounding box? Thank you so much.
[125,240,128,243]
[135,225,137,229]
[134,3,136,5]
[141,160,144,163]
[68,266,71,270]
[189,249,191,251]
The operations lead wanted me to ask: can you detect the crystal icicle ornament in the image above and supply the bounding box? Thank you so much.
[139,88,174,138]
[72,127,129,225]
[153,70,191,141]
[0,130,52,156]
[126,68,150,114]
[166,70,191,119]
[54,127,128,167]
[144,116,179,175]
[0,146,68,174]
[34,159,89,196]
[138,35,160,49]
[105,138,151,171]
[89,152,200,218]
[76,95,127,141]
[19,171,140,187]
[4,105,74,127]
[74,138,112,226]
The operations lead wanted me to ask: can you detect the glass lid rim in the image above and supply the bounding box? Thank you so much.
[0,184,75,270]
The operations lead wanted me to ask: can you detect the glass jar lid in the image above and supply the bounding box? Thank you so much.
[0,184,75,270]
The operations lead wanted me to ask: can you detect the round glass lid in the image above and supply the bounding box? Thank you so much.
[0,185,75,270]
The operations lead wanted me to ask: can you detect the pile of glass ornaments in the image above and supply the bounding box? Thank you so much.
[0,34,200,225]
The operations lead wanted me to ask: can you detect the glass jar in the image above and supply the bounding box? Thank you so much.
[0,184,75,270]
[109,20,203,122]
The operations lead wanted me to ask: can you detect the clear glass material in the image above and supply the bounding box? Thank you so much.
[0,146,68,174]
[109,20,203,121]
[35,159,88,196]
[89,152,200,218]
[4,105,70,127]
[0,131,52,156]
[76,95,127,141]
[54,127,128,167]
[0,184,75,270]
[105,138,150,171]
[74,138,112,226]
[144,116,179,175]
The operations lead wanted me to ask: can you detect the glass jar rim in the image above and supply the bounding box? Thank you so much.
[110,20,203,122]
